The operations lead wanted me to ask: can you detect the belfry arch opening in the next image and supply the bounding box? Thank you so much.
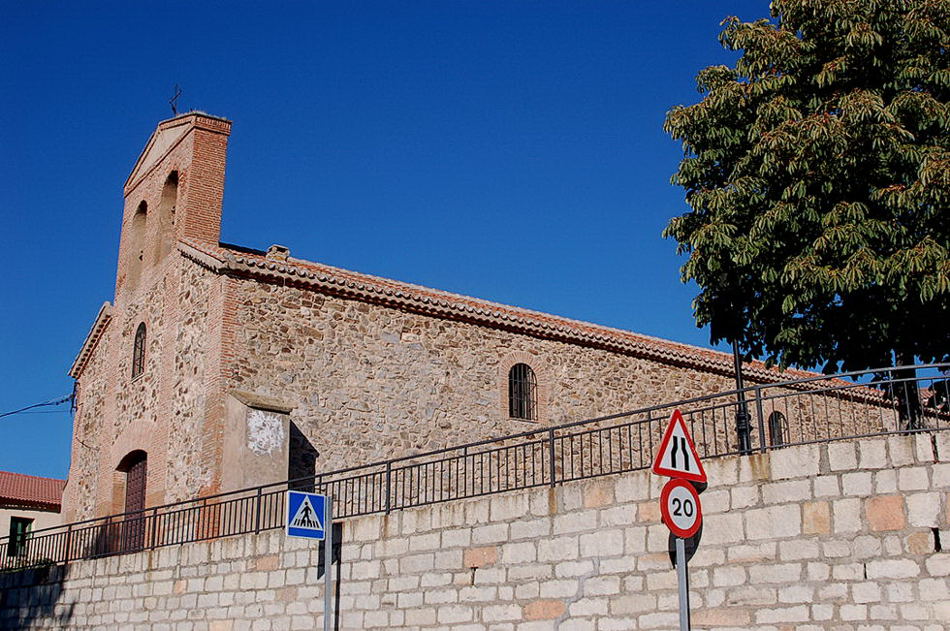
[155,171,179,262]
[126,201,148,291]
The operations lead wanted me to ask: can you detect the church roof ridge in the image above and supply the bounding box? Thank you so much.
[179,238,818,384]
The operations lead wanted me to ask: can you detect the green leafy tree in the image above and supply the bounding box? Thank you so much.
[664,0,949,382]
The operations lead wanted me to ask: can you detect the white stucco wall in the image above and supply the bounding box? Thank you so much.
[0,506,61,544]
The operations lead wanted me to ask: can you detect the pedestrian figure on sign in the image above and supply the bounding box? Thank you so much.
[293,501,317,528]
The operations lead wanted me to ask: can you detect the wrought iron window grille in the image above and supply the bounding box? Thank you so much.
[508,363,537,420]
[131,323,146,379]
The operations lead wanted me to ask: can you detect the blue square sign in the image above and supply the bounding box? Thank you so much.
[286,491,327,540]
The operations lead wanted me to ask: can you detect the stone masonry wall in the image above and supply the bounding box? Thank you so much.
[64,319,112,522]
[165,261,217,503]
[228,278,744,475]
[225,276,896,484]
[3,433,948,630]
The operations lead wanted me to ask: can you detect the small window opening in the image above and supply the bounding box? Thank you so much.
[508,363,537,420]
[7,517,33,558]
[768,411,787,447]
[132,323,146,379]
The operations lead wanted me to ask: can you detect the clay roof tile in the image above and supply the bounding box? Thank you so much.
[0,470,65,510]
[180,239,821,383]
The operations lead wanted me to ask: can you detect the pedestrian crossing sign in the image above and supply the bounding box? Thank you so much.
[286,491,327,540]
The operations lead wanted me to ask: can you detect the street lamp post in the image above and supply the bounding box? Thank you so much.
[732,339,753,455]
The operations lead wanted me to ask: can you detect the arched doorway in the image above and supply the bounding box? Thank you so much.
[117,450,148,550]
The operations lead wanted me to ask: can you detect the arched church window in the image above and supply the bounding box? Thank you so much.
[508,363,537,420]
[132,323,146,379]
[768,411,787,447]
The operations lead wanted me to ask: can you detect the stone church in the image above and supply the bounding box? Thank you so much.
[62,112,803,523]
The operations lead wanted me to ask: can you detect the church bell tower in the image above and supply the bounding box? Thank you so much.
[115,113,232,301]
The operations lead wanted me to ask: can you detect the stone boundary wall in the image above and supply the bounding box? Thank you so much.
[2,434,948,630]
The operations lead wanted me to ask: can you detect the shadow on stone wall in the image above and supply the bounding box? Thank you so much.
[289,421,319,488]
[314,522,343,580]
[0,563,74,630]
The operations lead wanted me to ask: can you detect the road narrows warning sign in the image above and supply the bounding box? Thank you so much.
[652,409,707,483]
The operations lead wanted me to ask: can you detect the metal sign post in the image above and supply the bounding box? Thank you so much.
[284,491,332,631]
[663,480,700,631]
[323,496,333,631]
[675,536,690,631]
[653,410,706,631]
[659,472,703,631]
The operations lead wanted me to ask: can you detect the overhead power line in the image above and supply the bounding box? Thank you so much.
[0,394,73,420]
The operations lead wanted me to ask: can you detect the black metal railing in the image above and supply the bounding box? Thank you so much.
[2,363,947,570]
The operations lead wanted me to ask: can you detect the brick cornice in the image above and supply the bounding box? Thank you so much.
[124,112,232,195]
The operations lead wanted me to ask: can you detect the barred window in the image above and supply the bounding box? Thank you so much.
[6,517,32,558]
[768,411,787,447]
[508,363,537,420]
[132,323,146,379]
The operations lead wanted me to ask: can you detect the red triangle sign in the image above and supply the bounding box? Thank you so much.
[652,409,707,483]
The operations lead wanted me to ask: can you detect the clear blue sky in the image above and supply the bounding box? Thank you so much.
[0,1,768,479]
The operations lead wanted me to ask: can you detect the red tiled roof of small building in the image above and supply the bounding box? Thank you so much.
[0,470,66,510]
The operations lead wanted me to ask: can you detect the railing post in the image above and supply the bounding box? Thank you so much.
[754,386,767,453]
[150,508,159,550]
[548,428,557,487]
[254,487,263,534]
[385,462,392,514]
[64,524,73,563]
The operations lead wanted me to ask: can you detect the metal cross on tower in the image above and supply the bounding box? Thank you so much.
[169,85,182,116]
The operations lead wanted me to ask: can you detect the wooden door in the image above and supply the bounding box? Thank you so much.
[122,454,147,550]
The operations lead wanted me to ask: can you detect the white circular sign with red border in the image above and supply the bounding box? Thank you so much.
[660,478,702,539]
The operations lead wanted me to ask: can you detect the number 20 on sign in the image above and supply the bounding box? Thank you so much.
[660,478,702,538]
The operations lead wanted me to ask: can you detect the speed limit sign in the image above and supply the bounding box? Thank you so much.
[660,478,702,539]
